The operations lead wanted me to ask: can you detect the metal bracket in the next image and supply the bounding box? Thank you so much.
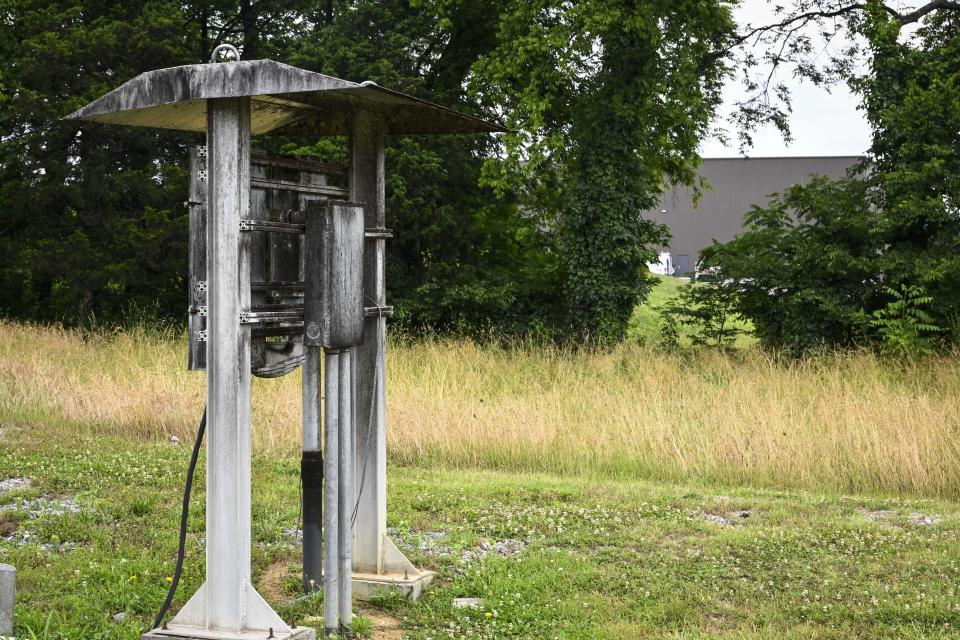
[364,305,394,318]
[364,227,393,239]
[197,145,207,158]
[239,219,306,234]
[196,329,207,342]
[188,305,208,317]
[241,309,304,325]
[197,169,207,183]
[196,280,207,295]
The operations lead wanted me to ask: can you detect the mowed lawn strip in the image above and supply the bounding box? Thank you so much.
[1,425,958,639]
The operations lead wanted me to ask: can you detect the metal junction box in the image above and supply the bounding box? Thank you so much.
[303,201,365,349]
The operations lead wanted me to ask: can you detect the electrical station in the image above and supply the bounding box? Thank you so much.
[67,46,503,639]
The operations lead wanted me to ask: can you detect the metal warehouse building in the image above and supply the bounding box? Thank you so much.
[650,156,861,275]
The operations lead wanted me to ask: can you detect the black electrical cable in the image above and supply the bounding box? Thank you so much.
[150,407,207,632]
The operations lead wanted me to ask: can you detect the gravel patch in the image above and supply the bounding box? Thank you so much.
[909,512,941,526]
[2,528,78,552]
[282,526,303,546]
[460,538,527,564]
[1,495,82,519]
[390,528,527,566]
[0,477,31,494]
[698,512,733,526]
[390,528,456,559]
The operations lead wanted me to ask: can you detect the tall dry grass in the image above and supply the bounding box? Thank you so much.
[1,320,958,497]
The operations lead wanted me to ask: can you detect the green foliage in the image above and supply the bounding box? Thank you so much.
[0,0,570,335]
[0,0,739,339]
[656,313,682,353]
[0,1,195,325]
[349,615,373,638]
[456,0,735,343]
[703,176,880,355]
[705,5,960,356]
[871,284,942,357]
[660,282,744,349]
[284,0,564,337]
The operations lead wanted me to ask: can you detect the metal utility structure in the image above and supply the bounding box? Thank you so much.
[67,47,502,640]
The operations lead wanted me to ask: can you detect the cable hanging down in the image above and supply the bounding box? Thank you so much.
[149,407,207,633]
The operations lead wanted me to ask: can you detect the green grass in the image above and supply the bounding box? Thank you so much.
[628,274,691,341]
[628,275,756,348]
[2,424,959,639]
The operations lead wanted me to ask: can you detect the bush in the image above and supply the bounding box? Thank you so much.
[871,285,942,357]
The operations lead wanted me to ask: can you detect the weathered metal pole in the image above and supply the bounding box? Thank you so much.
[205,96,253,631]
[323,350,340,635]
[301,345,323,593]
[164,92,291,638]
[350,110,387,574]
[337,350,353,628]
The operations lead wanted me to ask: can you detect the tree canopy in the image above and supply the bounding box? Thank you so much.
[0,0,736,343]
[706,2,960,354]
[4,0,955,350]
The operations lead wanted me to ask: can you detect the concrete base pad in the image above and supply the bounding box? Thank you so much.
[352,570,435,600]
[143,627,316,640]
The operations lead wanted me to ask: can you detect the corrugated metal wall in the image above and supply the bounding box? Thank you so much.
[649,156,861,273]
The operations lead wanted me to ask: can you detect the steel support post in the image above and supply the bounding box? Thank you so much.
[323,350,341,636]
[349,111,429,594]
[349,111,387,574]
[337,350,353,628]
[160,96,294,639]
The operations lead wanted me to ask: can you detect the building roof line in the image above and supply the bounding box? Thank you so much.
[701,155,864,161]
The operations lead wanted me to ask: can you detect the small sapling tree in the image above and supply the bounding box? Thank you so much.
[871,285,942,357]
[661,282,745,350]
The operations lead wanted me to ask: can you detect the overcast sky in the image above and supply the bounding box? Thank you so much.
[700,0,873,158]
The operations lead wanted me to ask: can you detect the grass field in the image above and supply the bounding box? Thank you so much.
[1,276,959,638]
[2,425,959,639]
[1,311,958,498]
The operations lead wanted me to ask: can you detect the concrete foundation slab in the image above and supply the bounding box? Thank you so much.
[0,563,13,636]
[143,626,315,640]
[352,570,435,600]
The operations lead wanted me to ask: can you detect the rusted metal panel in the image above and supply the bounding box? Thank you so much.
[64,60,507,135]
[188,150,346,378]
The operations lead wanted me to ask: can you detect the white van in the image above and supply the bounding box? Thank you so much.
[647,251,674,276]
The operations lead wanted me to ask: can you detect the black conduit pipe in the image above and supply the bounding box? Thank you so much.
[301,450,324,593]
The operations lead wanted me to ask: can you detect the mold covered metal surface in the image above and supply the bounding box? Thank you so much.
[64,59,506,135]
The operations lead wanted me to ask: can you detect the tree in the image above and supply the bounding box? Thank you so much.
[872,284,942,357]
[702,177,881,353]
[724,0,960,147]
[460,0,736,343]
[282,0,564,337]
[660,282,745,350]
[0,0,560,334]
[705,2,960,354]
[0,1,195,323]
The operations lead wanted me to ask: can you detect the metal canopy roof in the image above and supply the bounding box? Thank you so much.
[65,59,506,136]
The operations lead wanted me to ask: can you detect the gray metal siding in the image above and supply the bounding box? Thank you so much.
[650,156,861,270]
